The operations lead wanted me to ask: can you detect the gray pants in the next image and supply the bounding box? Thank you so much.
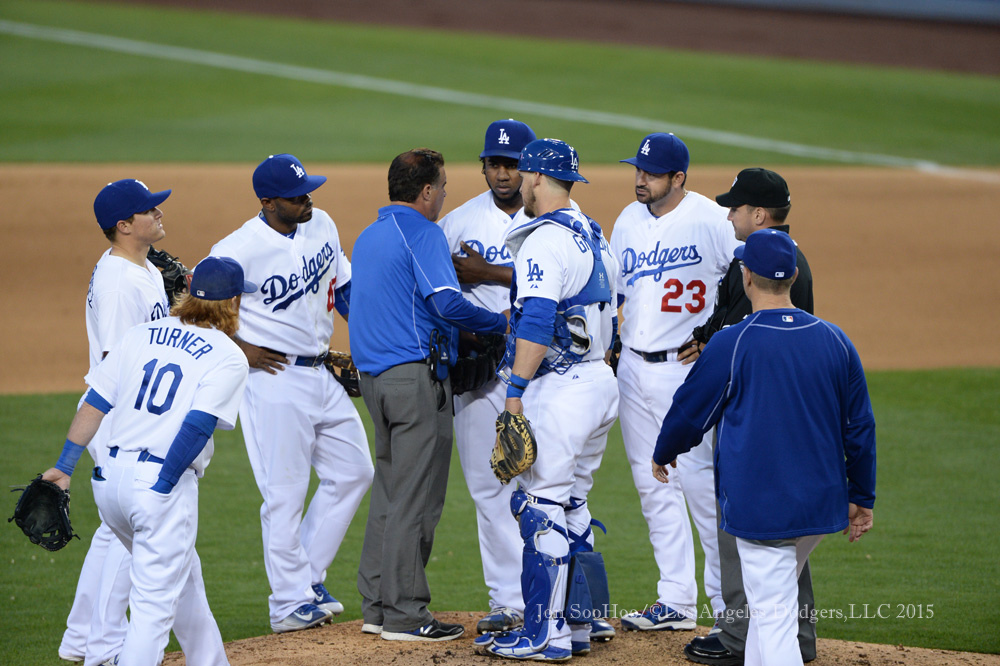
[357,363,453,632]
[717,525,817,661]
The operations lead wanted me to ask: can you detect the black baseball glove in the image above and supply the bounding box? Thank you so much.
[9,475,79,551]
[147,246,192,305]
[451,333,506,396]
[324,350,362,398]
[491,410,538,485]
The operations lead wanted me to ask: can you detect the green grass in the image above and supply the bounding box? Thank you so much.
[1,0,999,165]
[2,368,999,664]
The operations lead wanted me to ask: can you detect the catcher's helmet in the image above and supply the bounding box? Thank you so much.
[518,138,589,183]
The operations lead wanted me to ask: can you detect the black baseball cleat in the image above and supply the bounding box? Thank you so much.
[683,634,743,665]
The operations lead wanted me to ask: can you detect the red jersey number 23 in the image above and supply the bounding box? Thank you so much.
[661,279,706,313]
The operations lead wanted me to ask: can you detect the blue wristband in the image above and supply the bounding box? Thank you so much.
[508,374,530,390]
[506,384,526,399]
[55,439,87,476]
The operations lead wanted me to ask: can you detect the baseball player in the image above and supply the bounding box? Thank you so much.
[59,179,173,665]
[438,118,533,634]
[653,230,876,666]
[42,255,256,666]
[210,154,374,633]
[476,139,619,662]
[684,169,819,665]
[612,133,738,630]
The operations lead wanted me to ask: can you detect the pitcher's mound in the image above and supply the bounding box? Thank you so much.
[162,612,999,665]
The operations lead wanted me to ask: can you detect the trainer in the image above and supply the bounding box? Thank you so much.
[652,230,876,666]
[350,148,507,642]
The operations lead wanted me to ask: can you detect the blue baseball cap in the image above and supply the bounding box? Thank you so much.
[518,138,588,183]
[480,119,537,160]
[620,133,690,175]
[252,154,327,199]
[189,256,258,300]
[734,229,797,281]
[93,179,171,230]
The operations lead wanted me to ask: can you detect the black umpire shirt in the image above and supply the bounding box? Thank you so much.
[694,225,814,343]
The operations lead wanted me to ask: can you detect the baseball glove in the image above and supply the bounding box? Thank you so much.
[8,475,78,551]
[451,333,507,396]
[490,410,537,485]
[324,350,361,398]
[147,246,192,305]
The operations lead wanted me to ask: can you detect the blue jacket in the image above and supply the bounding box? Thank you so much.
[654,308,876,540]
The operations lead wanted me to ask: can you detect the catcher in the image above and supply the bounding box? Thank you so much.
[476,139,619,661]
[21,256,255,666]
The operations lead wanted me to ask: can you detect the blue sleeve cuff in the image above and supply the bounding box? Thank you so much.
[84,389,112,414]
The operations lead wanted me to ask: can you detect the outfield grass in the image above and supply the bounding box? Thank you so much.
[1,0,999,166]
[1,368,998,664]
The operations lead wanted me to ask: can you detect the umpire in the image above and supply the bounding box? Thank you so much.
[350,148,508,642]
[682,168,817,665]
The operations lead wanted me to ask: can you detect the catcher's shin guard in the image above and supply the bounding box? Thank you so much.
[499,489,569,655]
[565,498,611,625]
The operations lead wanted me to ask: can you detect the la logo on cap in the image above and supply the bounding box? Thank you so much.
[499,128,510,145]
[290,164,304,179]
[640,139,651,156]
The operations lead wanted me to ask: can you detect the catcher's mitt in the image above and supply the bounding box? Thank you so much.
[324,350,361,398]
[451,333,506,396]
[147,246,192,305]
[491,410,537,485]
[8,475,78,551]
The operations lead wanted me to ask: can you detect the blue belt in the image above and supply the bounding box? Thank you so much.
[293,352,329,368]
[108,446,165,465]
[630,347,679,363]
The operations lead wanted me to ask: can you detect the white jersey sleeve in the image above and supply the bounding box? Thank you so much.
[611,192,741,352]
[211,208,346,356]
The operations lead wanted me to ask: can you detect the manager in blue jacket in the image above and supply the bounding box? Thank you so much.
[652,229,876,666]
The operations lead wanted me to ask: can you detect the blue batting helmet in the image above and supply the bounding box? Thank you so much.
[518,138,589,183]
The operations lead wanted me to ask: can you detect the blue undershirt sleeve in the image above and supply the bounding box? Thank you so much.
[334,281,351,318]
[426,290,506,334]
[516,297,557,346]
[151,410,218,494]
[617,293,626,309]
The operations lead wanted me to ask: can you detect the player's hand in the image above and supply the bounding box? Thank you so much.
[453,242,513,286]
[651,458,677,484]
[41,467,71,491]
[504,396,523,415]
[678,339,703,365]
[843,503,873,542]
[236,339,287,374]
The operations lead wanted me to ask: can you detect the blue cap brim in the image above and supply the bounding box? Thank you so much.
[620,157,672,175]
[480,149,524,160]
[733,245,746,261]
[242,279,259,294]
[276,175,327,199]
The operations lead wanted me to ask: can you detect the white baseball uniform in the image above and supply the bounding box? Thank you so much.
[60,251,170,665]
[505,211,620,652]
[211,209,374,625]
[88,316,248,666]
[438,190,526,613]
[610,192,740,618]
